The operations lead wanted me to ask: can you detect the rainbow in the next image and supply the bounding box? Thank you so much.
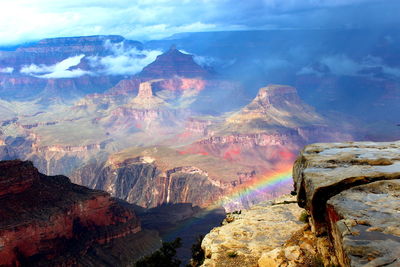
[208,163,293,210]
[163,164,294,241]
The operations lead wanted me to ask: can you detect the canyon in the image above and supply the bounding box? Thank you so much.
[68,83,351,210]
[0,160,161,266]
[0,44,354,212]
[0,32,398,266]
[0,80,353,211]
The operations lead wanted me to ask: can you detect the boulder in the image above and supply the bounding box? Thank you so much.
[293,141,400,266]
[327,180,400,266]
[293,141,400,234]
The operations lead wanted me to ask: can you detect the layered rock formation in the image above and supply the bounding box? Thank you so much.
[71,148,228,208]
[187,85,352,162]
[0,160,161,266]
[200,141,400,267]
[138,46,210,78]
[180,85,352,209]
[10,35,138,55]
[0,41,356,215]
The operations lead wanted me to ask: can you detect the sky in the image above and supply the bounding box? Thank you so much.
[0,0,398,45]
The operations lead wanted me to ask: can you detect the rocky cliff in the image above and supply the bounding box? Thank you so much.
[0,160,161,267]
[200,140,400,267]
[71,150,226,209]
[293,141,400,266]
[187,85,352,160]
[138,47,210,78]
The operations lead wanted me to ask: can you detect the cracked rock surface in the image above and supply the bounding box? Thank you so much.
[327,180,400,267]
[294,141,400,266]
[293,141,400,233]
[201,195,304,267]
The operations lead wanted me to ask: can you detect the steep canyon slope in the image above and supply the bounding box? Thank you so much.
[0,160,161,267]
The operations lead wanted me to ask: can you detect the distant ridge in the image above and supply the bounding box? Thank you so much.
[138,46,210,78]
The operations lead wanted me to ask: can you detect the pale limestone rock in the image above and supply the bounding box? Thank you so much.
[201,195,304,267]
[293,141,400,234]
[327,180,400,267]
[258,248,282,267]
[201,141,399,267]
[130,80,166,109]
[293,141,400,266]
[284,246,301,261]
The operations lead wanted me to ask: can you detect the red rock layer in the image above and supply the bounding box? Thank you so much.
[0,160,141,266]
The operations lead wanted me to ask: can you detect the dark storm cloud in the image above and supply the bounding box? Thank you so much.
[0,0,398,45]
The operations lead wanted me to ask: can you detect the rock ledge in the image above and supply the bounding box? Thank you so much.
[200,141,400,267]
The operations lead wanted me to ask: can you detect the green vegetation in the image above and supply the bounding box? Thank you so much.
[227,251,238,258]
[299,210,309,223]
[187,235,205,267]
[135,238,182,267]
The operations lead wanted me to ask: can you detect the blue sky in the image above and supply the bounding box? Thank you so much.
[0,0,398,45]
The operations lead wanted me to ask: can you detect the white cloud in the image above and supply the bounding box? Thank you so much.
[193,55,218,67]
[383,66,400,77]
[320,55,361,76]
[0,67,14,73]
[39,69,90,78]
[298,54,400,78]
[18,41,162,77]
[88,41,162,75]
[20,54,90,78]
[179,49,226,68]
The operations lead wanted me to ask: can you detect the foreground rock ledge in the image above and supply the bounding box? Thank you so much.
[294,141,400,266]
[293,141,400,234]
[201,195,305,267]
[327,180,400,266]
[201,141,400,267]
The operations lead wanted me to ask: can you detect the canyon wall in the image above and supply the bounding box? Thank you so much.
[0,160,161,267]
[71,157,225,209]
